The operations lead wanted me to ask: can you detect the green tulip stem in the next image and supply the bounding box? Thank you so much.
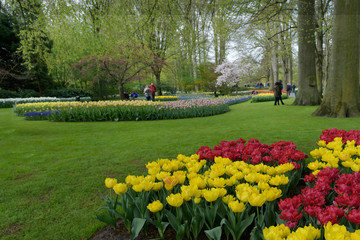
[113,194,118,210]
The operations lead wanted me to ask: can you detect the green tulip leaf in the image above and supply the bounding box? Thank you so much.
[130,218,146,240]
[204,226,222,240]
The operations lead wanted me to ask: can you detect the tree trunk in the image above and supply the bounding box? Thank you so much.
[313,0,360,117]
[213,29,219,65]
[323,30,331,96]
[155,71,162,96]
[293,0,321,106]
[315,31,323,97]
[219,19,226,64]
[278,16,289,89]
[118,84,125,100]
[315,0,324,97]
[271,48,278,85]
[289,48,293,85]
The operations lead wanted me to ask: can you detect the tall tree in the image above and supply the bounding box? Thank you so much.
[74,43,152,100]
[293,0,321,105]
[7,0,54,94]
[127,0,177,95]
[313,0,360,117]
[314,0,333,97]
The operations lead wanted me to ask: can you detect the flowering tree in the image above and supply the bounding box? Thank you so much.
[215,57,259,90]
[74,43,153,99]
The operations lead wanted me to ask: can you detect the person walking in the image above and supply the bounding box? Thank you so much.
[149,82,157,101]
[274,82,281,105]
[287,84,291,95]
[144,86,152,101]
[292,84,296,96]
[278,80,285,105]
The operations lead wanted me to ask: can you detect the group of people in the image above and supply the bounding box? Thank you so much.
[143,82,156,101]
[273,80,296,105]
[122,90,139,100]
[122,82,156,101]
[286,84,296,96]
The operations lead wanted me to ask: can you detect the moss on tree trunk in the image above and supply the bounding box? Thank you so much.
[313,0,360,118]
[293,0,321,106]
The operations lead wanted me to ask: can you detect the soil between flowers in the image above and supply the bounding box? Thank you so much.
[88,219,252,240]
[88,220,203,240]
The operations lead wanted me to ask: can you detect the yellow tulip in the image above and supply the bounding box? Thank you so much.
[163,176,179,191]
[132,184,144,192]
[263,224,290,240]
[156,171,171,181]
[202,188,220,202]
[105,178,117,188]
[147,200,163,213]
[113,183,127,194]
[173,171,186,184]
[263,188,282,202]
[194,197,201,204]
[212,177,227,188]
[324,222,350,240]
[166,193,184,207]
[181,185,199,201]
[269,175,289,186]
[249,193,266,207]
[152,182,163,191]
[189,176,207,189]
[143,181,154,191]
[222,194,235,204]
[228,200,245,213]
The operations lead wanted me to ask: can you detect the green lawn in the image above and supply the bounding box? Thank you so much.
[1,98,360,240]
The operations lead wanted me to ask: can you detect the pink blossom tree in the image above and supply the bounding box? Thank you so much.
[215,57,259,92]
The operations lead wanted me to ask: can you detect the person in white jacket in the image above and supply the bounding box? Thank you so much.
[144,86,152,101]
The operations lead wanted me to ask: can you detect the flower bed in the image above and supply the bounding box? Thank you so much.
[251,92,288,103]
[263,128,360,240]
[14,99,231,121]
[154,96,179,101]
[0,97,91,108]
[98,138,306,240]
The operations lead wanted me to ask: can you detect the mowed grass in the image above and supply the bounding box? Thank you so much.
[1,98,360,240]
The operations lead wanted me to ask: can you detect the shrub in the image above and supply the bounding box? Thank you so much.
[0,89,20,98]
[44,88,93,98]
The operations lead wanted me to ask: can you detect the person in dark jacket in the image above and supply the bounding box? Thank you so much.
[274,82,281,105]
[278,80,285,105]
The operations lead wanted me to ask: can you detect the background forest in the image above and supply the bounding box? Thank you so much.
[0,0,332,96]
[1,0,359,117]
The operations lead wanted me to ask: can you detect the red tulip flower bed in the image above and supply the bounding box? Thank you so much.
[320,128,360,144]
[279,167,360,229]
[278,128,360,231]
[197,138,307,168]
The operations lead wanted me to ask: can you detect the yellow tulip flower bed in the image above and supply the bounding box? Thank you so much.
[154,96,178,101]
[251,93,288,103]
[263,222,360,240]
[99,146,303,240]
